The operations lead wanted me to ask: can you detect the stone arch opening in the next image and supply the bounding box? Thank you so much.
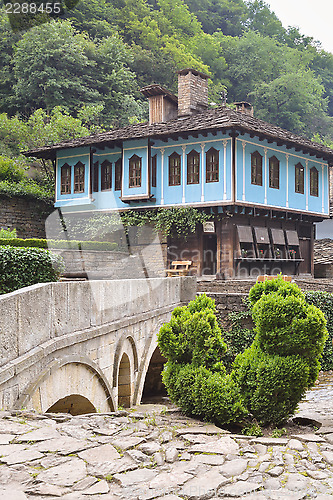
[118,353,131,408]
[142,346,167,402]
[46,394,96,416]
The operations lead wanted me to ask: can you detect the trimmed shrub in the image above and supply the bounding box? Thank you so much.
[0,238,118,251]
[233,337,320,426]
[233,279,328,425]
[0,246,64,294]
[248,275,304,307]
[158,294,248,426]
[222,284,333,372]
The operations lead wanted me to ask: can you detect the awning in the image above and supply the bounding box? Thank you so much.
[285,230,300,246]
[254,227,270,245]
[236,225,254,243]
[271,228,285,245]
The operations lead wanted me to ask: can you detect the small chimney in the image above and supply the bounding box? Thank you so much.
[234,101,254,117]
[140,84,178,125]
[177,68,209,117]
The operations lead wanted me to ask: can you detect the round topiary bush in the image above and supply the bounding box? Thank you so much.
[233,277,328,425]
[158,294,248,426]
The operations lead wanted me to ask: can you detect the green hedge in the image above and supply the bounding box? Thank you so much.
[305,291,333,370]
[0,246,65,294]
[0,238,118,251]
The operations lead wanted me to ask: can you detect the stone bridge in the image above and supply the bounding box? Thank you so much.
[0,277,195,414]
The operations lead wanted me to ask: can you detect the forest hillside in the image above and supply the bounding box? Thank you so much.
[0,0,333,189]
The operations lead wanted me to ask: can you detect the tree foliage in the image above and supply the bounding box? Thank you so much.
[0,0,333,144]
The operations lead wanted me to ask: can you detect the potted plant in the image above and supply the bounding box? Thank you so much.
[241,248,248,258]
[289,249,296,259]
[275,248,281,259]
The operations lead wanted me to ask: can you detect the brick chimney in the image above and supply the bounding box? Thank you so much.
[140,84,178,125]
[177,68,209,116]
[233,101,254,117]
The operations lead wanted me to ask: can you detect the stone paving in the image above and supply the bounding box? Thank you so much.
[2,375,333,500]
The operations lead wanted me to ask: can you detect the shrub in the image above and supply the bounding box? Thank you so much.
[0,156,25,183]
[233,279,328,425]
[0,246,64,294]
[305,291,333,370]
[248,275,304,308]
[222,284,333,372]
[0,179,53,202]
[0,228,17,239]
[158,294,248,426]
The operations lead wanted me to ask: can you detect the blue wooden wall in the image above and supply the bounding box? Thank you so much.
[54,131,329,217]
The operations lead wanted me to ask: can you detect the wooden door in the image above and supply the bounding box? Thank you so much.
[298,238,311,275]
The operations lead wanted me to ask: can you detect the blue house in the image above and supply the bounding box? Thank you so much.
[25,68,333,278]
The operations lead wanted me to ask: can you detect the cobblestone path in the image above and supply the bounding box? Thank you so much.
[2,374,333,499]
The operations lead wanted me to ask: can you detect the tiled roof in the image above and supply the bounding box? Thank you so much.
[314,239,333,264]
[23,106,333,161]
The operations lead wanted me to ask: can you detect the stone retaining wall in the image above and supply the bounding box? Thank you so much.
[0,196,53,238]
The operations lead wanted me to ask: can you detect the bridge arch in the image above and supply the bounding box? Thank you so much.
[134,318,167,404]
[16,355,116,414]
[142,346,167,401]
[113,335,138,408]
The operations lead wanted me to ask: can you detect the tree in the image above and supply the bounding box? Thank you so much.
[12,19,144,126]
[13,20,99,114]
[251,71,329,136]
[244,0,285,41]
[183,0,247,36]
[0,11,20,115]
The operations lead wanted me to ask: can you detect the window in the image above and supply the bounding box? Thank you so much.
[310,167,319,197]
[60,163,71,194]
[129,154,141,188]
[101,160,112,191]
[269,156,279,189]
[251,151,262,186]
[151,154,157,188]
[295,163,304,194]
[206,148,219,182]
[169,152,181,186]
[115,158,122,191]
[187,149,200,184]
[74,161,85,193]
[93,161,99,192]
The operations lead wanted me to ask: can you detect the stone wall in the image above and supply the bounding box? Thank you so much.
[0,196,53,238]
[52,239,168,278]
[199,277,333,329]
[198,291,250,330]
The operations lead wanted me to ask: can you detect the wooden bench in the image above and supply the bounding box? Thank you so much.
[256,274,292,283]
[166,260,192,277]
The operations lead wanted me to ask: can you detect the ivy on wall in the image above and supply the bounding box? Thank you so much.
[55,207,213,242]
